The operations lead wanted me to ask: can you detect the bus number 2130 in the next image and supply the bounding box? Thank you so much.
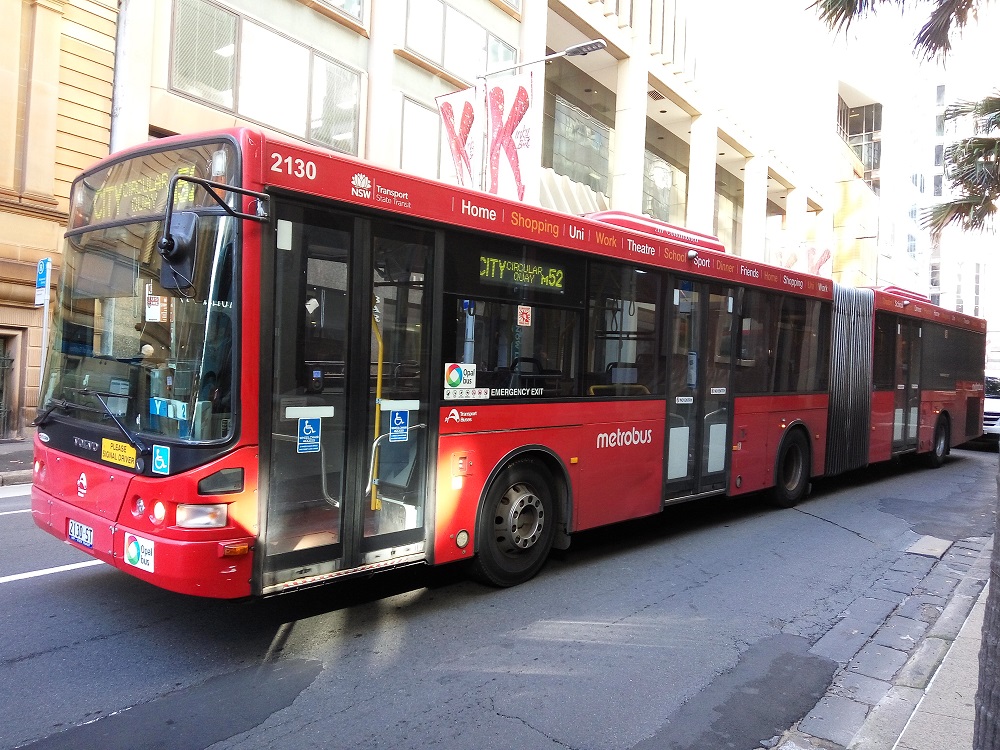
[271,153,317,180]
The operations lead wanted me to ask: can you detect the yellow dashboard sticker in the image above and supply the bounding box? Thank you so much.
[102,438,136,468]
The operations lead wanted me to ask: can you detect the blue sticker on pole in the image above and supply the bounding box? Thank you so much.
[297,417,321,453]
[35,258,51,306]
[389,410,409,443]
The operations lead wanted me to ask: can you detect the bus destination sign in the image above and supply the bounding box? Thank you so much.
[480,255,565,293]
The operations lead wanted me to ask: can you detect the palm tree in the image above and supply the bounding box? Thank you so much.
[812,0,982,61]
[813,2,999,748]
[924,94,1000,235]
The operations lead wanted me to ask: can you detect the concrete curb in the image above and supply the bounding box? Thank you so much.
[1,470,32,485]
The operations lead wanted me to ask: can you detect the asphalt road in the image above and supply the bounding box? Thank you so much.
[1,446,996,750]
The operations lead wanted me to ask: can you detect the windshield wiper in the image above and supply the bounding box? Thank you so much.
[33,398,73,427]
[67,387,148,454]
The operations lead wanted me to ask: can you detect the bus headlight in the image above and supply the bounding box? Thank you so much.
[176,503,228,529]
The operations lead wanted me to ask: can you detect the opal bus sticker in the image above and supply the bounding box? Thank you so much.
[445,363,476,389]
[124,533,154,572]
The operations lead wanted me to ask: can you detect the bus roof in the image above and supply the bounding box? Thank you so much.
[869,285,986,332]
[84,127,979,309]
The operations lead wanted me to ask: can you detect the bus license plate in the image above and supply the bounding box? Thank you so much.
[68,519,94,549]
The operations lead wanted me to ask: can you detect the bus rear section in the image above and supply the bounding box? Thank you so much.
[825,285,985,476]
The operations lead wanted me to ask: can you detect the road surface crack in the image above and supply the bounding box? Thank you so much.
[792,507,879,545]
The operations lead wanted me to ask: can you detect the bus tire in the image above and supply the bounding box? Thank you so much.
[925,417,949,468]
[771,429,810,508]
[472,460,556,587]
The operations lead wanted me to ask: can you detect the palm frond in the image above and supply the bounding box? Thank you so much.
[913,0,980,59]
[921,196,996,235]
[809,0,904,32]
[979,95,1000,133]
[943,98,984,120]
[943,136,1000,196]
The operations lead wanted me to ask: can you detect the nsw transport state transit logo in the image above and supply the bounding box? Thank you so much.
[351,173,372,199]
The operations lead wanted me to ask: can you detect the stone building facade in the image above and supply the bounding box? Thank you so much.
[0,0,116,435]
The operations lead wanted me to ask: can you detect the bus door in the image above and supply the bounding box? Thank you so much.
[893,319,922,451]
[262,200,431,591]
[664,279,734,497]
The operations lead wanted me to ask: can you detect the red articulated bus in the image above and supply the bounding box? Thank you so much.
[31,129,986,597]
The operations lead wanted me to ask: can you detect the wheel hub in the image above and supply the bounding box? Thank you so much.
[495,482,545,550]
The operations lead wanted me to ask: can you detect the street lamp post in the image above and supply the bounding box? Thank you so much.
[477,39,608,80]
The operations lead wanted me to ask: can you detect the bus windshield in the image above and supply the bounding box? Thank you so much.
[40,213,237,443]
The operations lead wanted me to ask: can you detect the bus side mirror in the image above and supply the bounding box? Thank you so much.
[158,211,198,291]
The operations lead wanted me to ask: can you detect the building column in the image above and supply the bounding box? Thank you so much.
[740,155,768,261]
[519,1,546,69]
[784,186,809,267]
[609,0,650,213]
[0,0,23,198]
[364,0,398,165]
[21,0,64,206]
[110,0,153,152]
[519,0,547,205]
[686,111,717,235]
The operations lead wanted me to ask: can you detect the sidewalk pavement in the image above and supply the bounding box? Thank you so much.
[777,536,992,750]
[0,433,34,485]
[893,584,986,750]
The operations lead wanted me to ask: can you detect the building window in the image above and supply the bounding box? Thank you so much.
[936,84,945,106]
[935,115,945,136]
[239,22,310,137]
[643,124,688,224]
[311,56,361,152]
[550,95,610,195]
[172,0,237,108]
[315,0,363,20]
[715,167,743,254]
[934,144,943,167]
[401,97,441,179]
[929,261,940,289]
[170,0,361,154]
[838,98,882,192]
[643,152,687,224]
[405,0,515,80]
[907,234,917,259]
[933,174,943,196]
[975,263,981,317]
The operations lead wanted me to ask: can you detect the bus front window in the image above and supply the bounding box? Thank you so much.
[40,215,238,443]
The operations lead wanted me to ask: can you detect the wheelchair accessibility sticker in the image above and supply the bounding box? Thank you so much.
[152,445,170,475]
[389,410,409,442]
[297,417,321,453]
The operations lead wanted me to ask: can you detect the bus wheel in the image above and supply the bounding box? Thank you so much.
[771,429,810,508]
[472,461,556,587]
[925,417,949,468]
